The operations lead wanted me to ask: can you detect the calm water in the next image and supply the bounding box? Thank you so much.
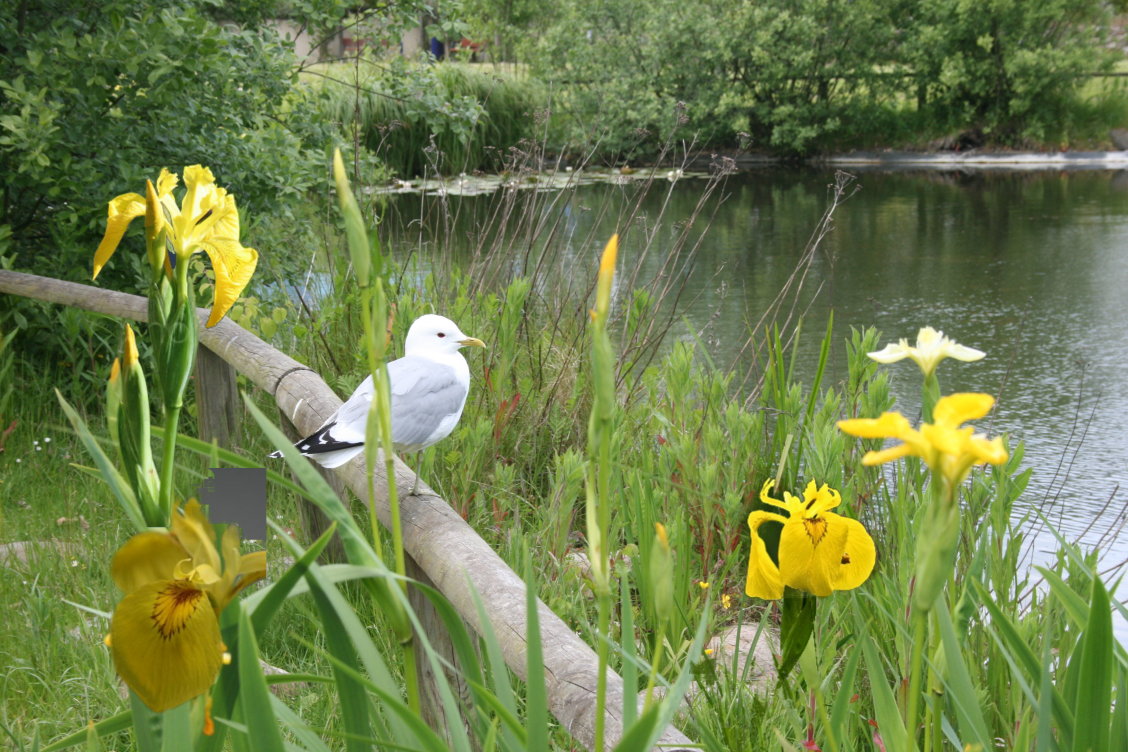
[382,167,1128,584]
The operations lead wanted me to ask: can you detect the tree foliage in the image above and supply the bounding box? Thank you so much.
[473,0,1118,156]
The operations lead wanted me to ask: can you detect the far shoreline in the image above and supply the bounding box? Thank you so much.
[679,149,1128,172]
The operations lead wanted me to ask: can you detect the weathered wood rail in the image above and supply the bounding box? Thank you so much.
[0,270,694,752]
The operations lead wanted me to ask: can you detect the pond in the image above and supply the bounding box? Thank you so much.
[378,165,1128,601]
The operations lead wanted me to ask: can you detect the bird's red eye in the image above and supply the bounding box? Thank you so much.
[437,332,446,338]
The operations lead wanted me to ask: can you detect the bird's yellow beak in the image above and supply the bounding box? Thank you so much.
[458,337,486,349]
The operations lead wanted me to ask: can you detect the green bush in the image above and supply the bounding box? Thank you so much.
[0,0,328,278]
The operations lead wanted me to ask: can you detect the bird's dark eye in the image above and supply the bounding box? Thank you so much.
[437,332,446,338]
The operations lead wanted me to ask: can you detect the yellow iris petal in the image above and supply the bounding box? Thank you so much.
[110,579,224,712]
[229,550,267,600]
[933,392,994,427]
[778,512,848,597]
[920,423,968,456]
[181,165,218,222]
[215,527,267,608]
[745,510,787,599]
[203,239,259,328]
[837,412,913,439]
[110,531,190,594]
[171,499,222,576]
[93,193,147,279]
[156,168,179,197]
[862,443,914,466]
[969,434,1008,465]
[832,516,877,591]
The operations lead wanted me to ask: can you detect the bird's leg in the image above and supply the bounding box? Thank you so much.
[410,449,424,496]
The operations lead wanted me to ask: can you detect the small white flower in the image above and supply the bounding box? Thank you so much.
[36,446,42,451]
[44,437,52,443]
[71,560,79,567]
[868,326,984,378]
[33,440,39,446]
[15,458,20,463]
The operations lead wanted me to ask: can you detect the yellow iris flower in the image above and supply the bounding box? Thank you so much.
[92,166,259,327]
[837,392,1008,487]
[108,499,266,712]
[745,480,875,600]
[867,326,984,377]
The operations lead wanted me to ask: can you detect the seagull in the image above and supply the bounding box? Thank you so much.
[271,314,485,492]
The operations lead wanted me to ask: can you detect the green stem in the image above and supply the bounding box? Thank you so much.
[905,606,927,751]
[158,404,180,524]
[594,591,610,752]
[359,286,419,714]
[402,633,422,716]
[640,620,665,711]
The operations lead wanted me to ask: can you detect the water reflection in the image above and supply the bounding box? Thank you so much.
[382,168,1128,577]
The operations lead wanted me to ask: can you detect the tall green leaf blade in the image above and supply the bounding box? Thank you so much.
[1111,667,1128,751]
[157,703,192,752]
[304,573,379,752]
[269,695,333,752]
[56,391,146,531]
[853,606,908,752]
[232,603,285,752]
[619,575,637,730]
[1071,578,1113,752]
[524,556,549,752]
[41,712,133,752]
[468,587,526,750]
[829,635,862,744]
[247,519,336,634]
[935,599,991,749]
[1035,640,1059,752]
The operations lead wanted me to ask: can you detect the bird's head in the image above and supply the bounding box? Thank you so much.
[404,314,486,356]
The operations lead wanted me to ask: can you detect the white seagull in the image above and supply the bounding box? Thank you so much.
[272,314,485,491]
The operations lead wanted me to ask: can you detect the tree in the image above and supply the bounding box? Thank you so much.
[900,0,1116,142]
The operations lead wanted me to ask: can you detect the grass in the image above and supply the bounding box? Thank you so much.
[3,157,1126,749]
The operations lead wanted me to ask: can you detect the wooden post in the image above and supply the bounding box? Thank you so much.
[194,343,240,447]
[406,553,475,747]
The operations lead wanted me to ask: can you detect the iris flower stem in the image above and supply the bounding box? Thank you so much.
[158,405,180,524]
[905,606,928,751]
[157,259,192,525]
[591,423,613,752]
[593,592,611,752]
[640,621,665,711]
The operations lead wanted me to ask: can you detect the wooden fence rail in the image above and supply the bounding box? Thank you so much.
[0,270,694,752]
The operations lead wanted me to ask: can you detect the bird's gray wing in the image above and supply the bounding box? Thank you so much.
[319,375,375,444]
[387,356,468,450]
